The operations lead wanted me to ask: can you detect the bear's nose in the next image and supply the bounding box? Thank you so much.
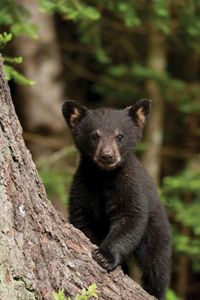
[100,151,114,163]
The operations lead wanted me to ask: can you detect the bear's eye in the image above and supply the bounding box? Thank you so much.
[91,131,100,141]
[116,133,124,141]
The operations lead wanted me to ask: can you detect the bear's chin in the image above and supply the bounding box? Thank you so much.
[95,160,121,171]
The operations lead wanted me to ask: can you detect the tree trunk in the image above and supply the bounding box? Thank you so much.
[0,59,155,299]
[142,26,166,185]
[12,0,66,158]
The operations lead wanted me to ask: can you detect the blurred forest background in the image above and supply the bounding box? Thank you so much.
[0,1,200,300]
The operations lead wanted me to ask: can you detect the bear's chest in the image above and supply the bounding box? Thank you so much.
[86,190,115,240]
[87,187,119,223]
[84,172,127,228]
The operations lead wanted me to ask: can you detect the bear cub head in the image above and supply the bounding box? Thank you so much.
[62,100,150,171]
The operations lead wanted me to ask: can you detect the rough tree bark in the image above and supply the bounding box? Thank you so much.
[0,60,155,299]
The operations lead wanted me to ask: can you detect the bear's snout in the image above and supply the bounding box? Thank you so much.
[100,150,114,163]
[94,139,121,170]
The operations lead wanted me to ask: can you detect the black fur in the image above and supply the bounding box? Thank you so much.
[62,100,171,300]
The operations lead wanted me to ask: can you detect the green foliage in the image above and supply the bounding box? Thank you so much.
[0,0,38,86]
[103,1,141,28]
[0,0,38,38]
[179,0,200,47]
[166,289,182,300]
[53,290,67,300]
[3,56,22,64]
[39,168,72,206]
[39,0,100,21]
[53,284,99,300]
[3,64,35,85]
[0,31,35,85]
[37,145,76,206]
[0,32,12,45]
[115,2,140,27]
[35,0,200,111]
[162,167,200,271]
[153,0,170,34]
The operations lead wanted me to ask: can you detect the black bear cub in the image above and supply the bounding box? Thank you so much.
[62,99,171,300]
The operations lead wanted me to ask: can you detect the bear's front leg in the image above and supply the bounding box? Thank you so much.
[92,215,147,271]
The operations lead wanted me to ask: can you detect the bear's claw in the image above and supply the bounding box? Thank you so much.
[92,248,116,272]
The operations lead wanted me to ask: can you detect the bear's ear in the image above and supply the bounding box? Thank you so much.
[127,99,151,128]
[62,100,87,128]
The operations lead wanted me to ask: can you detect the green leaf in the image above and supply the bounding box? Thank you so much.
[53,290,69,300]
[166,289,182,300]
[52,284,99,300]
[11,23,38,39]
[96,48,110,64]
[3,56,23,64]
[3,65,35,86]
[81,6,101,21]
[0,32,12,45]
[108,65,128,77]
